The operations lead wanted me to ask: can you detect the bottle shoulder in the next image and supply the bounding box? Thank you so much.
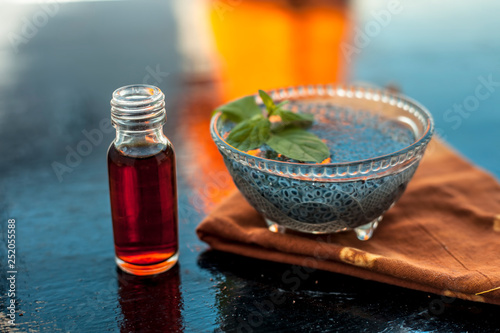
[108,140,175,163]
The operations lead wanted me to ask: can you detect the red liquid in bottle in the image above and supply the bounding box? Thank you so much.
[108,143,178,275]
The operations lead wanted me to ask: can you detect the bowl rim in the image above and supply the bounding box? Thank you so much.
[210,84,434,179]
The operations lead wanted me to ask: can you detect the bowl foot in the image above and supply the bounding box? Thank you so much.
[265,218,287,234]
[354,216,382,241]
[265,216,382,240]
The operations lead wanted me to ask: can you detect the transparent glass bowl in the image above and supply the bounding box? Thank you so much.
[210,84,434,240]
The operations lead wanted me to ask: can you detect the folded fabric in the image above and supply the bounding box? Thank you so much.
[196,140,500,305]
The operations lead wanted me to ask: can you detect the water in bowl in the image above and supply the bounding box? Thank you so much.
[251,107,416,163]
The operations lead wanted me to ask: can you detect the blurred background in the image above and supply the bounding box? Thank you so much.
[0,0,498,176]
[1,0,499,331]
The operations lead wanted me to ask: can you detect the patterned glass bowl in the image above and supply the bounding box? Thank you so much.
[210,84,434,240]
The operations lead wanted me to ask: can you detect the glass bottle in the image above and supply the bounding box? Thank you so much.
[107,84,178,276]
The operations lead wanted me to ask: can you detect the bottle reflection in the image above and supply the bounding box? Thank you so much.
[117,265,184,332]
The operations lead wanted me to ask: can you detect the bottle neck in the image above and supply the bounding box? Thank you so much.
[110,85,168,157]
[114,126,169,157]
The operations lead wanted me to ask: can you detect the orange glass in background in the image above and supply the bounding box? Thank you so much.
[209,0,350,101]
[175,80,236,214]
[175,0,350,214]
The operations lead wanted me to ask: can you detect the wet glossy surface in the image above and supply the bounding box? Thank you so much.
[0,1,499,332]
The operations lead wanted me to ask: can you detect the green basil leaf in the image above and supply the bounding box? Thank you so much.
[275,100,289,109]
[216,96,262,123]
[226,115,270,151]
[278,110,314,127]
[258,90,277,115]
[266,128,330,163]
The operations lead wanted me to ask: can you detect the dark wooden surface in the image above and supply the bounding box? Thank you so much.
[0,1,499,332]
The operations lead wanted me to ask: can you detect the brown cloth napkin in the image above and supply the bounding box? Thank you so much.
[196,140,500,305]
